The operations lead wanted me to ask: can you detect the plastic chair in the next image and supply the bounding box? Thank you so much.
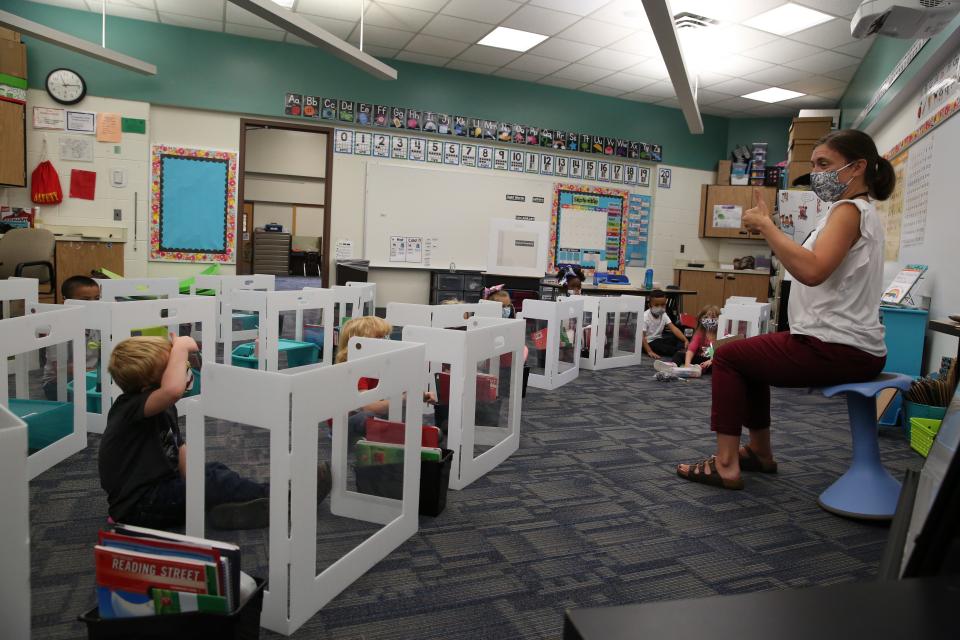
[818,372,914,520]
[0,228,56,296]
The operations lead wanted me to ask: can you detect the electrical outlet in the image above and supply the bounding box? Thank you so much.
[680,244,685,253]
[113,209,122,221]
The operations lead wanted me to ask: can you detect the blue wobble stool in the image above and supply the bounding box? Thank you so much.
[819,372,914,520]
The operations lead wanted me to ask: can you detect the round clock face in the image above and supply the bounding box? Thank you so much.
[45,68,86,105]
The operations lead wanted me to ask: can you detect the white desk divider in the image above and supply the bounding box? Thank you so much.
[0,403,29,640]
[1,277,39,397]
[518,298,583,390]
[65,297,217,432]
[345,281,376,316]
[0,305,87,478]
[191,274,276,347]
[718,296,771,340]
[96,277,182,302]
[184,337,425,635]
[564,295,644,370]
[403,316,523,490]
[386,301,501,331]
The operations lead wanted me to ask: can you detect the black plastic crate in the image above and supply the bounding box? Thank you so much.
[355,449,453,517]
[79,578,266,640]
[435,273,464,291]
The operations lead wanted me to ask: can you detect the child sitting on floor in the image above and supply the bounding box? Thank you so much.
[484,284,514,318]
[42,275,101,400]
[99,335,331,530]
[640,289,688,360]
[676,305,720,370]
[558,265,585,296]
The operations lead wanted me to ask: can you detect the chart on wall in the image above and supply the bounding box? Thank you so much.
[626,193,652,267]
[876,134,934,261]
[550,185,629,274]
[150,145,237,263]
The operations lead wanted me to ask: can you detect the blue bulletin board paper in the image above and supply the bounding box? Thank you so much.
[160,156,228,252]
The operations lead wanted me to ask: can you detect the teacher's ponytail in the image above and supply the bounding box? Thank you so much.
[872,156,895,200]
[816,129,896,201]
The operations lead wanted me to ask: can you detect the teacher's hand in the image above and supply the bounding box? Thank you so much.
[742,188,774,234]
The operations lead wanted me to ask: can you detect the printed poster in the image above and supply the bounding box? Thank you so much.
[541,155,554,176]
[443,142,460,165]
[405,236,423,263]
[353,131,372,155]
[638,167,651,187]
[494,148,508,170]
[555,156,568,177]
[624,165,637,185]
[334,129,353,153]
[427,139,443,163]
[461,144,477,167]
[478,146,493,169]
[391,136,408,160]
[525,152,540,174]
[372,133,390,157]
[33,107,65,129]
[612,163,624,183]
[389,236,406,262]
[409,137,426,161]
[569,157,583,178]
[96,113,122,143]
[584,160,597,181]
[509,149,524,172]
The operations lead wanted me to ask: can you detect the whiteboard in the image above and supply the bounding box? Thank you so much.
[364,163,554,271]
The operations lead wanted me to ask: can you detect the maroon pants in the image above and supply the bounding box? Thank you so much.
[711,331,886,437]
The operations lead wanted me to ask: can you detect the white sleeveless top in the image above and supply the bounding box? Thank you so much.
[787,198,887,357]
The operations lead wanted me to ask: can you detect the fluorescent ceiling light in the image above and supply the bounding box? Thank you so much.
[744,2,833,36]
[742,87,805,103]
[271,0,295,7]
[477,26,548,52]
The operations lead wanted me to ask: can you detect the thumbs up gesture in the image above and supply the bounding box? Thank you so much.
[742,188,772,234]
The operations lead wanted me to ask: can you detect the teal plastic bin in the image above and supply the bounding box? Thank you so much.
[66,371,102,413]
[231,339,319,369]
[904,400,948,438]
[231,313,258,331]
[10,398,74,452]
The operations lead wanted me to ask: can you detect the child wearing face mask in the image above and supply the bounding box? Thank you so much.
[641,290,688,359]
[558,265,585,296]
[484,285,515,318]
[674,305,720,371]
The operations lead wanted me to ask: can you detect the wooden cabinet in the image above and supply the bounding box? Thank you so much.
[675,269,768,314]
[55,240,124,302]
[698,185,775,239]
[0,99,26,187]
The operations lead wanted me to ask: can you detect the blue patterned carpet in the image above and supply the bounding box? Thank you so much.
[27,360,919,639]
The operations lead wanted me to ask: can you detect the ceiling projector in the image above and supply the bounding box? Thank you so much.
[851,0,960,38]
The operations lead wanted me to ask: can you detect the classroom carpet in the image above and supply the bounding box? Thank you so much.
[27,361,919,639]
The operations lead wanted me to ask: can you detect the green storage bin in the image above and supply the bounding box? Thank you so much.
[904,401,948,438]
[67,371,102,413]
[231,340,319,369]
[9,398,74,452]
[910,417,943,458]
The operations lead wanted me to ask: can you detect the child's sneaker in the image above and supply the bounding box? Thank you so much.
[209,497,269,530]
[654,359,677,374]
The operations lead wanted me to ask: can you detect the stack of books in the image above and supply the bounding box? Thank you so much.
[94,524,243,618]
[356,417,443,465]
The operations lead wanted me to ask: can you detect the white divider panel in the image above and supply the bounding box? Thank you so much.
[96,277,182,301]
[345,281,376,316]
[386,301,501,331]
[403,316,523,490]
[718,297,771,340]
[565,295,644,370]
[192,274,276,345]
[61,300,116,433]
[0,306,87,478]
[1,277,39,399]
[265,289,336,369]
[184,338,425,635]
[0,404,29,640]
[518,298,584,390]
[224,288,267,359]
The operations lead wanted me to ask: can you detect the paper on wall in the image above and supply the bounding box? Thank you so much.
[33,107,65,129]
[389,236,405,262]
[59,135,94,162]
[96,113,122,143]
[405,236,423,263]
[712,204,742,229]
[335,239,353,260]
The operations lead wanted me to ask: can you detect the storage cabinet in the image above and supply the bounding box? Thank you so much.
[430,270,484,304]
[55,240,124,303]
[0,99,26,187]
[252,230,290,275]
[675,269,768,313]
[698,185,775,239]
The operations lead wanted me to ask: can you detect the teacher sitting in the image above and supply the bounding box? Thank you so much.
[677,129,894,490]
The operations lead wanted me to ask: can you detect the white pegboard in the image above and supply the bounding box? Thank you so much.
[184,338,425,635]
[517,298,583,390]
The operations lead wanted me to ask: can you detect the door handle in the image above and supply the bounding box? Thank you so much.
[727,275,736,280]
[714,274,723,279]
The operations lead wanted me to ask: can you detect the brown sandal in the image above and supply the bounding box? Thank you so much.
[676,457,744,490]
[739,445,778,474]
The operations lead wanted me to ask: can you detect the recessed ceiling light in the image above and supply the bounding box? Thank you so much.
[742,87,806,103]
[744,3,833,36]
[271,0,295,8]
[477,27,549,52]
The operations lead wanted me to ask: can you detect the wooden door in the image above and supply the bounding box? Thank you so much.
[721,273,769,303]
[678,270,726,313]
[0,100,25,186]
[238,202,254,274]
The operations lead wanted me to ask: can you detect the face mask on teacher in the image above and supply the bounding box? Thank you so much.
[809,161,854,202]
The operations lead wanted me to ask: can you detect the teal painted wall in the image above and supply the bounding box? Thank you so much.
[726,117,790,165]
[8,0,790,173]
[841,14,960,129]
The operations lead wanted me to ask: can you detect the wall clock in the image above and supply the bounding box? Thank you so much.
[45,68,87,105]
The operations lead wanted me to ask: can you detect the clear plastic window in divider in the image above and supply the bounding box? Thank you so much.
[519,298,583,390]
[2,305,87,479]
[345,281,377,317]
[192,274,276,347]
[267,290,332,371]
[599,297,644,369]
[718,298,771,341]
[96,277,181,303]
[184,338,425,635]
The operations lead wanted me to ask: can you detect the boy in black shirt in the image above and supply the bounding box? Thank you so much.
[99,335,330,529]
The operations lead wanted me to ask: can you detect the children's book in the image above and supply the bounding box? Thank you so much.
[364,417,441,448]
[152,589,228,615]
[355,439,443,466]
[436,371,499,404]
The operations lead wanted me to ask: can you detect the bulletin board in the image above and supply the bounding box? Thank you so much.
[150,145,238,263]
[550,184,629,274]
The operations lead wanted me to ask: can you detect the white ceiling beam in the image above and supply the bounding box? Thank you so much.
[640,0,703,134]
[0,9,156,75]
[227,0,397,80]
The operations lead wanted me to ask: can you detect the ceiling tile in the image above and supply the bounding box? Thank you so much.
[421,15,493,43]
[162,13,223,31]
[708,25,779,54]
[302,15,356,40]
[699,54,773,76]
[502,5,580,36]
[625,56,669,80]
[742,66,813,86]
[157,0,223,21]
[395,50,450,67]
[589,0,652,31]
[440,0,522,24]
[296,0,362,22]
[712,96,770,111]
[824,63,860,81]
[553,63,614,83]
[742,39,823,65]
[785,49,860,72]
[780,94,839,108]
[349,24,416,49]
[362,44,400,58]
[671,0,784,22]
[226,4,276,29]
[816,86,846,99]
[537,76,587,90]
[607,33,662,57]
[791,0,864,18]
[695,70,734,87]
[364,2,434,32]
[620,90,660,104]
[496,68,547,82]
[505,54,569,75]
[789,18,858,49]
[528,38,599,62]
[445,59,499,74]
[594,71,657,92]
[577,48,645,71]
[580,84,626,97]
[104,4,158,21]
[456,44,523,66]
[377,0,448,11]
[224,23,284,41]
[746,103,799,117]
[707,78,769,96]
[656,97,682,108]
[529,0,610,17]
[632,80,675,98]
[557,19,634,47]
[26,0,89,10]
[699,105,738,117]
[781,75,846,95]
[404,34,470,57]
[834,38,874,58]
[696,89,734,105]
